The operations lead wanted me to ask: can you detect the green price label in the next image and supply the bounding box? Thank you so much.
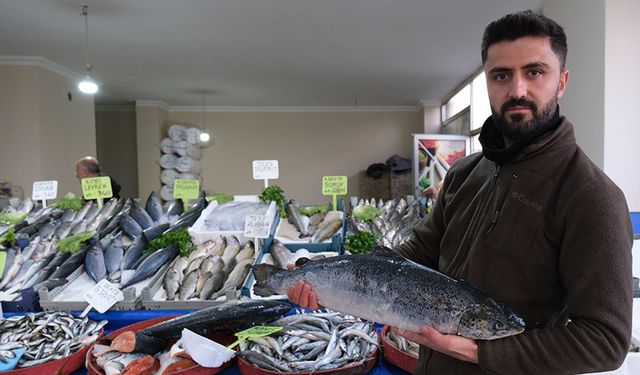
[173,179,200,201]
[227,325,283,348]
[322,176,348,196]
[81,177,113,200]
[0,252,6,279]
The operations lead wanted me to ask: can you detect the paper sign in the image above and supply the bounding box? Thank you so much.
[81,177,113,200]
[32,180,58,201]
[83,279,124,314]
[252,160,279,180]
[173,179,200,201]
[244,215,272,239]
[322,176,348,195]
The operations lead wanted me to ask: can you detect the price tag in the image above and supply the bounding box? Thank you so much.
[322,176,348,195]
[82,279,124,315]
[227,326,283,349]
[253,160,279,180]
[173,179,200,210]
[32,180,58,201]
[244,215,272,239]
[81,177,113,200]
[0,252,6,280]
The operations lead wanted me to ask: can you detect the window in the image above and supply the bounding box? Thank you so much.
[441,69,490,153]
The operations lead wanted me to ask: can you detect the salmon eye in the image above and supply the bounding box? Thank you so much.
[494,322,505,331]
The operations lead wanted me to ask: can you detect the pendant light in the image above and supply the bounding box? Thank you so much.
[78,5,98,94]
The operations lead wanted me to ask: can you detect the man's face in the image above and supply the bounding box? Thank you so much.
[76,164,89,180]
[484,36,569,141]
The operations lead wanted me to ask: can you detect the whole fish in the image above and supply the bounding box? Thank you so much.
[210,258,253,300]
[163,267,181,300]
[235,241,255,263]
[310,219,342,243]
[199,268,225,300]
[121,236,148,270]
[252,248,525,340]
[286,200,311,237]
[269,239,292,269]
[165,199,184,217]
[121,245,178,288]
[144,191,164,222]
[179,269,201,300]
[0,253,24,290]
[23,251,70,289]
[141,223,170,242]
[36,220,57,240]
[48,247,89,280]
[104,238,124,275]
[139,299,292,340]
[129,200,154,230]
[221,236,241,275]
[120,215,143,238]
[85,244,107,283]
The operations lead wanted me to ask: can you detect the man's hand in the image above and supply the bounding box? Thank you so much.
[287,280,321,310]
[395,326,479,364]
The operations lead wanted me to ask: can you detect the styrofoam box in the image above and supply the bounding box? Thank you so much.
[38,266,142,312]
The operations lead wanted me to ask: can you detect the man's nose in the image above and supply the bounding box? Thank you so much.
[509,74,527,99]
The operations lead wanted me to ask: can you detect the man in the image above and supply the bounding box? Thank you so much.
[76,156,122,199]
[288,10,633,374]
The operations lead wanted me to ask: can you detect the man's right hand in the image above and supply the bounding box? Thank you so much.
[287,280,321,310]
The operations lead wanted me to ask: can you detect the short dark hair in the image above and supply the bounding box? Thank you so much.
[481,10,568,70]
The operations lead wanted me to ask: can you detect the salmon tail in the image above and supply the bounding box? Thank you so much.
[252,264,279,297]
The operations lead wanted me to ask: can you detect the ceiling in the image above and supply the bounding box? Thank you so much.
[0,0,542,107]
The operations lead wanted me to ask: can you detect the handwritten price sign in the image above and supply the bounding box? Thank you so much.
[252,160,279,180]
[81,177,113,200]
[83,279,124,314]
[173,179,200,201]
[244,215,272,238]
[322,176,348,196]
[32,180,58,201]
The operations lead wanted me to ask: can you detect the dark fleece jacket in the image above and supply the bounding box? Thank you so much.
[396,116,633,374]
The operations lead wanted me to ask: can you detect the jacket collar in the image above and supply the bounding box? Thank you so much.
[479,106,572,165]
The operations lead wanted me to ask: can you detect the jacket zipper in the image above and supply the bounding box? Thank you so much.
[487,164,511,233]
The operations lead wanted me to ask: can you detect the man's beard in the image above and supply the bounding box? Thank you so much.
[491,96,558,141]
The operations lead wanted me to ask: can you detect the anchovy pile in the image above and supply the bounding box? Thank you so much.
[239,310,379,372]
[349,197,423,248]
[162,235,255,300]
[385,328,419,358]
[0,312,106,368]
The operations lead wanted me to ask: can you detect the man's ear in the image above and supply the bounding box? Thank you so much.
[557,69,570,98]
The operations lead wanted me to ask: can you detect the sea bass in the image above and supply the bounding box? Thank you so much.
[252,249,525,340]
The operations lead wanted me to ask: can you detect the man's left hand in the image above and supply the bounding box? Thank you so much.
[395,326,479,364]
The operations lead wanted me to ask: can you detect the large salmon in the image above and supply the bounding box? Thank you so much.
[252,248,525,340]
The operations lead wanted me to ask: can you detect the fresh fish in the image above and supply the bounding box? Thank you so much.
[49,247,89,280]
[36,220,57,240]
[85,244,107,283]
[0,253,24,290]
[130,251,153,270]
[129,200,154,230]
[120,236,148,270]
[139,299,292,340]
[252,248,525,340]
[221,236,241,275]
[4,258,35,289]
[141,222,170,242]
[210,258,253,300]
[108,331,166,354]
[173,256,189,277]
[53,220,74,239]
[163,267,181,300]
[121,245,178,288]
[104,238,124,275]
[310,219,342,243]
[120,215,143,238]
[23,251,70,289]
[199,255,222,275]
[195,271,212,295]
[144,191,164,222]
[1,247,18,281]
[235,241,255,263]
[286,200,311,237]
[72,201,93,223]
[270,239,292,269]
[165,199,184,217]
[83,202,102,223]
[60,209,76,222]
[307,212,326,236]
[179,269,200,300]
[199,269,225,300]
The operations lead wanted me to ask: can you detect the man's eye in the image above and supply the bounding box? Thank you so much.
[494,73,508,81]
[529,70,542,77]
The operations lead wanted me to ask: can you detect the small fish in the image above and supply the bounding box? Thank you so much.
[164,267,181,300]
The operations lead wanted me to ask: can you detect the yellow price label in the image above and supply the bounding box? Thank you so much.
[173,179,200,201]
[322,176,348,196]
[0,252,6,279]
[227,325,283,349]
[81,177,113,200]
